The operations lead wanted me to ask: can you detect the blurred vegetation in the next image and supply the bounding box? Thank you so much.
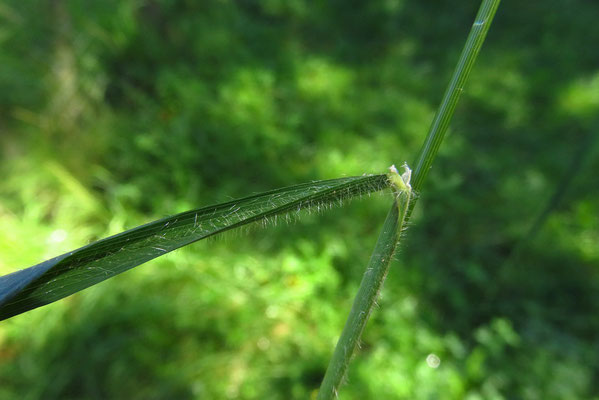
[1,0,598,398]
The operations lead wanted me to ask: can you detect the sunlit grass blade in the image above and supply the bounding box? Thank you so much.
[0,174,389,321]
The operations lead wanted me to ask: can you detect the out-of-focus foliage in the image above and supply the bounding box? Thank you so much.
[0,0,598,399]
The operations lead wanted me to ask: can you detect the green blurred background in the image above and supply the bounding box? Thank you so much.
[1,0,599,399]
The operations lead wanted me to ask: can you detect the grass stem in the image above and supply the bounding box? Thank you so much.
[317,1,501,398]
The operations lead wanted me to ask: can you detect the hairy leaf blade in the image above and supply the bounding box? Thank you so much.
[0,174,389,320]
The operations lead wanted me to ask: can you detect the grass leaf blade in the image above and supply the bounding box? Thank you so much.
[0,174,389,321]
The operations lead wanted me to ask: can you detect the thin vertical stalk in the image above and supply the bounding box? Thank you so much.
[411,0,501,195]
[317,1,501,398]
[317,200,403,400]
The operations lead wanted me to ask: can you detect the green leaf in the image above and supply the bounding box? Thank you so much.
[0,174,389,321]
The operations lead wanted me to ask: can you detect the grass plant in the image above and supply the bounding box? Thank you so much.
[9,0,597,399]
